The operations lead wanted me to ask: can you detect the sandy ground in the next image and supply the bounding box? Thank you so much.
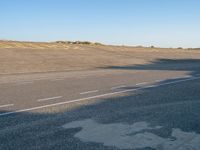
[0,40,200,75]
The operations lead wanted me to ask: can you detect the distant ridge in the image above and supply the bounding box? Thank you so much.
[0,40,103,49]
[0,40,199,50]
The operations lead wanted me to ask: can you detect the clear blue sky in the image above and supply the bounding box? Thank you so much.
[1,0,200,48]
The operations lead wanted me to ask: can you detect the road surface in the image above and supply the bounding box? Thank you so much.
[0,59,200,150]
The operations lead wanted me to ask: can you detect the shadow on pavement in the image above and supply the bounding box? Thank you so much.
[104,58,200,76]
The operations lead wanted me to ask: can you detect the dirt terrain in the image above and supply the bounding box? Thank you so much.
[0,40,200,75]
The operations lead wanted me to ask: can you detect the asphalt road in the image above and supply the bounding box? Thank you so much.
[0,59,200,150]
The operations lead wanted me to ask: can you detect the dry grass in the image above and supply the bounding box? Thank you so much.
[0,40,200,75]
[0,40,101,49]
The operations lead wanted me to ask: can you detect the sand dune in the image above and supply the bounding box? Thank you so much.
[0,40,200,75]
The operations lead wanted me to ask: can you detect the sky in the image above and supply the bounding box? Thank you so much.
[0,0,200,48]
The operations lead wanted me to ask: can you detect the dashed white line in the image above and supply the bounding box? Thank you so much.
[80,90,99,95]
[33,78,49,81]
[51,79,64,81]
[183,75,190,78]
[74,75,89,79]
[16,82,33,85]
[1,76,200,117]
[37,96,63,102]
[155,79,164,82]
[146,85,158,88]
[172,77,181,80]
[0,104,14,108]
[136,82,147,86]
[111,85,126,90]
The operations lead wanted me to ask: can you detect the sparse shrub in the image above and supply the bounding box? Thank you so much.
[135,46,143,48]
[55,41,65,44]
[81,41,92,45]
[94,42,102,45]
[177,47,183,49]
[55,40,103,45]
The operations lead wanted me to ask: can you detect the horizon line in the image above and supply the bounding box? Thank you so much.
[0,39,200,49]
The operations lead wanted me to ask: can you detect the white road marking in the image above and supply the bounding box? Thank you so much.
[37,96,63,102]
[16,82,33,85]
[80,90,99,95]
[172,77,181,80]
[33,79,42,81]
[146,85,158,88]
[33,78,49,81]
[183,75,190,78]
[136,82,147,86]
[51,79,64,81]
[75,76,87,79]
[155,79,164,82]
[0,104,14,108]
[111,85,126,90]
[1,76,200,117]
